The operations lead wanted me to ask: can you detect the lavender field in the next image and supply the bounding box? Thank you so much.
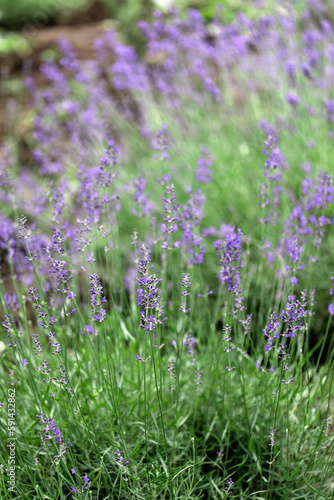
[0,1,334,498]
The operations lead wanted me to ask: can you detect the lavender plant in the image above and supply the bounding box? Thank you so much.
[0,2,334,499]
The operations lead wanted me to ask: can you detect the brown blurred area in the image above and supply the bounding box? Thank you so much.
[0,1,115,143]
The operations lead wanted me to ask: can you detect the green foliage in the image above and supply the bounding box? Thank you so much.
[0,30,31,54]
[0,0,88,29]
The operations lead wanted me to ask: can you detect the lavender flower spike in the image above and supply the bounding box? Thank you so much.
[136,244,167,331]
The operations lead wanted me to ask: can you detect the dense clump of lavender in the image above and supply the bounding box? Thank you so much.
[1,3,334,498]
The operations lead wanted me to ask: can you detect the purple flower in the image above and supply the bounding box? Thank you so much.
[4,293,18,311]
[280,291,312,339]
[177,188,206,264]
[48,259,73,294]
[136,354,151,362]
[152,124,169,160]
[196,147,213,183]
[36,412,71,463]
[97,139,119,188]
[278,342,290,371]
[277,172,332,276]
[213,229,242,289]
[256,360,264,372]
[21,359,28,368]
[321,418,332,448]
[183,334,196,355]
[80,325,97,336]
[303,171,333,211]
[181,274,191,294]
[262,135,285,182]
[87,253,96,263]
[160,182,179,251]
[89,274,107,322]
[70,468,90,494]
[301,61,312,78]
[136,244,167,331]
[239,314,252,335]
[269,427,276,447]
[115,449,129,475]
[259,135,284,225]
[285,59,296,82]
[223,477,234,495]
[263,312,280,352]
[286,91,300,107]
[282,379,294,385]
[213,228,245,316]
[3,314,21,348]
[132,177,156,217]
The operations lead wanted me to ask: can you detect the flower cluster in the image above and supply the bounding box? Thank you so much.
[132,177,156,217]
[263,312,280,352]
[213,229,243,290]
[53,364,72,393]
[114,449,129,475]
[259,135,284,225]
[183,334,196,365]
[97,139,119,188]
[167,361,177,390]
[278,170,332,283]
[177,188,206,264]
[321,418,332,449]
[213,228,245,316]
[160,181,179,251]
[136,244,167,331]
[196,147,213,184]
[89,274,107,322]
[280,291,312,339]
[152,124,168,160]
[71,468,90,494]
[35,360,52,383]
[28,287,62,355]
[2,314,21,348]
[48,258,73,294]
[223,477,234,496]
[269,427,276,448]
[239,313,252,335]
[36,412,71,463]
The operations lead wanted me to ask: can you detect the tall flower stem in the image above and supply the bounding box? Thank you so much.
[149,330,174,498]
